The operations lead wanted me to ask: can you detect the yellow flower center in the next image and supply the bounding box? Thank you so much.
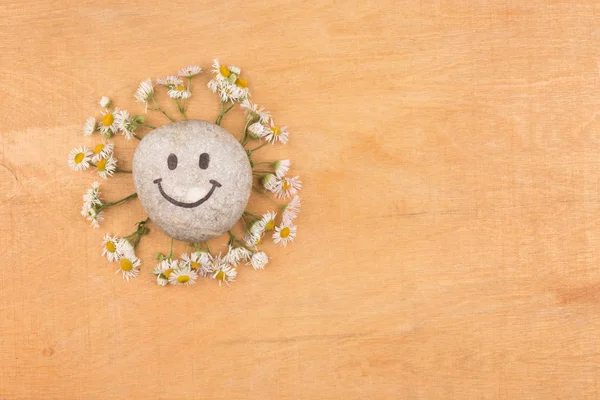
[93,143,104,154]
[105,241,116,253]
[235,77,247,88]
[74,152,85,164]
[102,113,114,127]
[265,220,275,231]
[282,181,291,190]
[272,127,281,136]
[215,271,226,281]
[280,227,291,238]
[219,65,231,77]
[96,158,107,172]
[176,84,185,91]
[120,258,133,271]
[163,268,173,278]
[190,261,201,270]
[177,275,190,283]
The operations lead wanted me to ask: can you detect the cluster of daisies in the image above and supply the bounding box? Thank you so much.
[70,60,302,286]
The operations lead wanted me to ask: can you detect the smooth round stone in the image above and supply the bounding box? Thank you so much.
[132,120,252,242]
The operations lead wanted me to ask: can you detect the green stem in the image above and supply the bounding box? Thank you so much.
[175,99,187,120]
[151,98,176,122]
[243,210,261,219]
[116,169,132,173]
[124,217,150,248]
[132,133,142,141]
[240,116,254,144]
[252,186,284,208]
[141,123,156,129]
[204,240,213,255]
[248,142,269,153]
[167,237,174,259]
[228,229,253,251]
[216,102,235,125]
[100,192,138,211]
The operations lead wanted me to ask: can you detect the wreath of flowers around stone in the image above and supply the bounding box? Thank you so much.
[68,60,301,287]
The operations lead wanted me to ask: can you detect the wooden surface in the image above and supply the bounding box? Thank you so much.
[1,1,600,399]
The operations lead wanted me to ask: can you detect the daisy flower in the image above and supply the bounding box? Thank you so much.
[244,220,265,246]
[83,207,104,228]
[99,96,111,108]
[224,246,252,266]
[168,266,198,286]
[261,174,278,192]
[68,146,92,171]
[210,260,237,286]
[83,117,96,136]
[273,222,297,246]
[98,107,120,138]
[249,251,269,270]
[247,122,267,139]
[180,251,212,277]
[275,176,302,199]
[157,75,183,87]
[273,159,290,178]
[83,181,102,207]
[240,99,270,123]
[81,182,104,227]
[260,211,278,231]
[244,231,262,247]
[134,78,154,110]
[282,195,301,223]
[178,65,202,77]
[91,142,114,162]
[153,259,179,286]
[114,109,136,139]
[117,238,136,259]
[208,59,250,102]
[115,254,141,281]
[101,234,122,262]
[168,84,191,99]
[265,121,289,144]
[95,155,117,179]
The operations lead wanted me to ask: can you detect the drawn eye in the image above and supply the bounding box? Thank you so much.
[167,153,178,170]
[199,153,210,169]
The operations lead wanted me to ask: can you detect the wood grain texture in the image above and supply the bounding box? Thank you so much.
[1,0,600,398]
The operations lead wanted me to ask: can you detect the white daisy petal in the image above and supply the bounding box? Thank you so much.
[274,176,302,199]
[168,266,198,286]
[178,65,202,77]
[101,234,121,262]
[98,107,120,138]
[273,222,297,247]
[273,160,291,178]
[134,78,154,109]
[99,96,111,108]
[282,195,301,223]
[91,141,114,162]
[115,254,141,281]
[265,120,289,144]
[68,146,92,171]
[83,117,96,136]
[249,251,269,270]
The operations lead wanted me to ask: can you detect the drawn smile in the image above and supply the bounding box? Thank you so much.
[153,178,222,208]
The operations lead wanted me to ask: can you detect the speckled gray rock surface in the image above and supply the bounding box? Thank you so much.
[132,120,252,242]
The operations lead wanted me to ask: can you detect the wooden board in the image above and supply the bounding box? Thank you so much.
[1,1,600,398]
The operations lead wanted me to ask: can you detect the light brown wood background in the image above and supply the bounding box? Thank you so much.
[1,0,599,399]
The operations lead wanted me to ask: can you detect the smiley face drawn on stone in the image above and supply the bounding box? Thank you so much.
[153,152,222,208]
[133,120,252,243]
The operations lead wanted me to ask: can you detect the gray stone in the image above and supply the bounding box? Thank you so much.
[132,120,252,242]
